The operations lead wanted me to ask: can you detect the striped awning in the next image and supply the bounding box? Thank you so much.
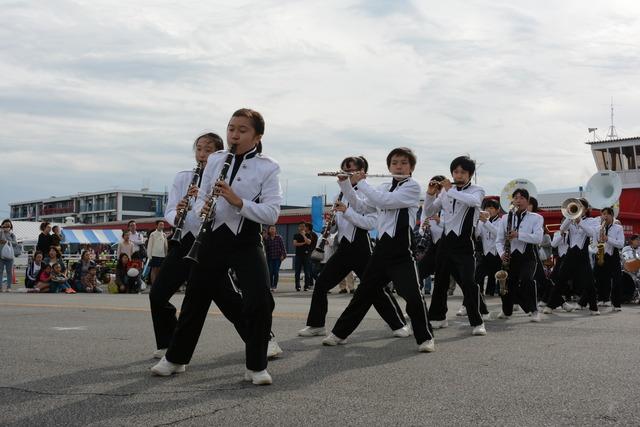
[62,229,121,245]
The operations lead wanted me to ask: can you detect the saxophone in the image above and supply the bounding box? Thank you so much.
[596,219,606,267]
[495,208,515,296]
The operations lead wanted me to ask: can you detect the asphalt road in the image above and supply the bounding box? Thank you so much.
[0,284,638,426]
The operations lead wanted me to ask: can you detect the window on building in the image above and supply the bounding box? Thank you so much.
[621,146,636,170]
[608,147,622,171]
[593,148,609,170]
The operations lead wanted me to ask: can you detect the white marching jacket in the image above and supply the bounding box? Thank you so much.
[330,190,377,243]
[339,177,420,239]
[551,231,569,257]
[496,211,544,257]
[601,223,625,255]
[559,217,599,249]
[194,148,282,234]
[165,170,203,237]
[475,217,499,256]
[422,183,485,237]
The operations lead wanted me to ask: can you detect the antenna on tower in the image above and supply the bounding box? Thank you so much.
[606,97,618,139]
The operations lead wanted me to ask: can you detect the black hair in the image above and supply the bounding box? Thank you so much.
[601,207,614,216]
[155,220,164,225]
[122,229,130,237]
[512,188,530,200]
[193,132,224,152]
[449,156,476,176]
[482,199,500,210]
[630,234,640,241]
[578,198,590,210]
[40,221,50,231]
[231,108,265,153]
[127,220,136,227]
[528,196,539,212]
[1,219,12,229]
[48,246,62,258]
[386,147,417,169]
[340,156,368,173]
[430,174,446,182]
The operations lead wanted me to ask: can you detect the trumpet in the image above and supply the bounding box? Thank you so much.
[561,198,585,221]
[170,161,204,245]
[318,171,410,179]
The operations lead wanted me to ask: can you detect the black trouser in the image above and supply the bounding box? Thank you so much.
[294,254,313,290]
[166,227,274,371]
[429,235,484,326]
[331,236,433,345]
[306,236,405,329]
[475,253,501,296]
[149,233,245,350]
[417,241,438,280]
[500,250,538,316]
[594,253,623,307]
[554,246,598,311]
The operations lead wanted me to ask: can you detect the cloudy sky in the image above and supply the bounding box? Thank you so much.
[1,0,639,216]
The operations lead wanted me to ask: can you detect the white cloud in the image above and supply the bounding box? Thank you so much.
[1,0,640,216]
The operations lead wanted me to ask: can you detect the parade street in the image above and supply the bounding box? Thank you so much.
[0,290,638,426]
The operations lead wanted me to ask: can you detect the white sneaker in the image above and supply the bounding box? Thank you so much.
[150,357,186,376]
[562,302,575,312]
[538,301,547,308]
[152,348,167,359]
[244,369,272,385]
[612,306,622,312]
[530,311,542,322]
[590,310,601,316]
[542,306,553,314]
[456,306,467,317]
[497,311,510,320]
[418,339,436,353]
[472,324,487,336]
[267,339,283,359]
[513,305,521,312]
[297,326,327,337]
[322,333,347,346]
[431,319,448,329]
[392,325,412,338]
[575,305,586,311]
[602,301,611,307]
[597,301,605,307]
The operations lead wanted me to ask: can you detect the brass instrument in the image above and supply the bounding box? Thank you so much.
[596,218,606,267]
[310,193,343,262]
[318,171,409,179]
[170,161,204,245]
[495,207,516,296]
[185,146,237,263]
[561,198,585,221]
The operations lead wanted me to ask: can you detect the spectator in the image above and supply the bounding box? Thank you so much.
[127,220,146,259]
[127,252,144,293]
[117,230,135,259]
[72,250,96,291]
[36,264,52,293]
[80,265,102,293]
[115,253,131,293]
[264,225,287,291]
[50,263,75,293]
[147,220,168,285]
[50,225,65,252]
[293,222,313,291]
[25,251,45,289]
[0,219,18,292]
[36,222,52,254]
[44,246,66,273]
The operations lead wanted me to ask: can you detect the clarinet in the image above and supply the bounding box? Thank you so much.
[310,193,343,261]
[495,208,515,296]
[184,146,237,263]
[169,161,204,245]
[416,218,433,253]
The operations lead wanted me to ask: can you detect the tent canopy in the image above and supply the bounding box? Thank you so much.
[62,229,121,245]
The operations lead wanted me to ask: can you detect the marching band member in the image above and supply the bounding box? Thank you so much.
[298,156,407,338]
[152,108,282,385]
[323,147,435,353]
[541,229,574,313]
[148,133,283,361]
[494,189,544,322]
[422,156,486,336]
[416,176,445,294]
[554,198,600,315]
[593,207,624,311]
[474,199,501,297]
